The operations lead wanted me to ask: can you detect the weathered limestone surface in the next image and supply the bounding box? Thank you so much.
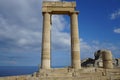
[41,12,51,69]
[1,68,120,80]
[81,50,117,68]
[42,2,76,14]
[71,12,81,69]
[41,1,81,69]
[102,50,113,69]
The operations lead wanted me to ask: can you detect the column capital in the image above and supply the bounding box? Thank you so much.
[69,11,79,16]
[42,12,52,15]
[70,11,79,14]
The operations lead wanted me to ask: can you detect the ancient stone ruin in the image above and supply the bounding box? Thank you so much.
[0,1,120,80]
[41,1,81,69]
[82,50,120,68]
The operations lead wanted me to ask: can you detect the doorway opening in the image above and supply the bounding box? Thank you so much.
[51,15,71,68]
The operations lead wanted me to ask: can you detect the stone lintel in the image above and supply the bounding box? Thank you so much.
[42,11,79,15]
[42,1,77,14]
[70,11,79,14]
[42,1,76,7]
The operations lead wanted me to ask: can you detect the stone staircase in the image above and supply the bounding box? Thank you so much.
[34,68,109,80]
[105,68,120,80]
[0,68,120,80]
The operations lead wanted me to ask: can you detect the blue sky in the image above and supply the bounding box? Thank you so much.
[0,0,120,67]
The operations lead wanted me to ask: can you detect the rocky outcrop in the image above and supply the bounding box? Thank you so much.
[81,58,94,67]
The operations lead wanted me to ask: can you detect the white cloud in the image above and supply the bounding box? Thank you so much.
[0,0,70,53]
[92,40,99,45]
[110,9,120,20]
[51,15,70,51]
[0,0,42,52]
[80,39,95,59]
[80,39,91,52]
[5,61,17,65]
[114,28,120,33]
[80,39,120,59]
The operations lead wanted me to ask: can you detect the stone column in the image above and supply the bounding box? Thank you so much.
[41,12,51,69]
[71,12,81,69]
[102,50,113,69]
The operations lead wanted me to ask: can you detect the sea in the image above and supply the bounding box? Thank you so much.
[0,66,64,77]
[0,66,38,77]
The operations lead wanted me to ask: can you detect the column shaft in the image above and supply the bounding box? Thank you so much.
[71,12,81,69]
[41,12,51,69]
[102,50,113,69]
